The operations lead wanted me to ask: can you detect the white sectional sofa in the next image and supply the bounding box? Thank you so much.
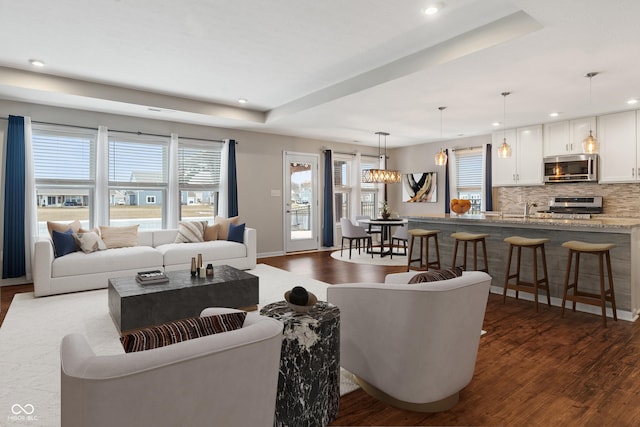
[33,227,257,297]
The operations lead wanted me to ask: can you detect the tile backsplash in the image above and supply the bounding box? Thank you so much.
[494,182,640,217]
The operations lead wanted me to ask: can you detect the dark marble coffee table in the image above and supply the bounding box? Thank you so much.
[108,265,259,333]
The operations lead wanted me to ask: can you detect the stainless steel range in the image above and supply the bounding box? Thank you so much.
[545,196,603,219]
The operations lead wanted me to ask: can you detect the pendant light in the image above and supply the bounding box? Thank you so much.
[497,91,512,158]
[583,72,599,154]
[434,106,448,166]
[362,132,402,184]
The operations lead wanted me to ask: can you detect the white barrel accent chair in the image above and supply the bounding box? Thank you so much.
[327,270,491,412]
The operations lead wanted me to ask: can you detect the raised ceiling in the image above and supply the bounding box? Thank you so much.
[1,0,639,147]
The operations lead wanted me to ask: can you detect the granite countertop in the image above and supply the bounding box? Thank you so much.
[406,214,640,230]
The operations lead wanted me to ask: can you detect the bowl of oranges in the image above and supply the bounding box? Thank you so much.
[450,199,471,215]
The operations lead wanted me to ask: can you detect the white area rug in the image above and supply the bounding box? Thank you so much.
[0,264,358,426]
[330,249,407,266]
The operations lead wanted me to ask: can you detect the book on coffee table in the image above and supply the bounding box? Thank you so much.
[136,270,169,285]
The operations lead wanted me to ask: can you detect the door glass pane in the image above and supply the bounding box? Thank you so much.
[289,161,312,240]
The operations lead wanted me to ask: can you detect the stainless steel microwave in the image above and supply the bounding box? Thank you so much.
[543,154,598,183]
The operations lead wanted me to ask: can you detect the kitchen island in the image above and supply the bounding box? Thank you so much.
[407,214,640,321]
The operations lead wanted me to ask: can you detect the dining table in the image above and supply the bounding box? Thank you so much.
[358,218,408,257]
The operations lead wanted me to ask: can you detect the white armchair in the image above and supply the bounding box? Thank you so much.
[61,308,283,427]
[327,271,491,412]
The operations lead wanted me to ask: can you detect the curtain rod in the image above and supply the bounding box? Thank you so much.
[451,145,483,152]
[0,117,227,144]
[323,150,380,158]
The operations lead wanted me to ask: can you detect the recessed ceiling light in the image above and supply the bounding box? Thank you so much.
[627,99,638,105]
[492,122,501,127]
[238,98,248,104]
[29,59,45,67]
[549,112,560,117]
[423,6,438,15]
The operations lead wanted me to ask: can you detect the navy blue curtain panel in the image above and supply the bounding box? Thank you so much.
[322,150,334,247]
[444,149,451,214]
[227,139,239,217]
[3,115,26,278]
[484,144,493,211]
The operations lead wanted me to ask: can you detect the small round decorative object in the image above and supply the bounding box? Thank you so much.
[284,286,318,313]
[450,198,471,215]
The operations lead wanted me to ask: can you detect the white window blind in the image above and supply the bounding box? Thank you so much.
[333,158,349,187]
[455,148,483,189]
[179,140,223,189]
[108,133,168,185]
[32,124,96,183]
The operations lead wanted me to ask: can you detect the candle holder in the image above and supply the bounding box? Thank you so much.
[190,257,197,277]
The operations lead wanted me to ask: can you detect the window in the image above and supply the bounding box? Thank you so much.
[178,139,223,223]
[32,124,97,235]
[108,132,168,229]
[360,156,379,218]
[333,156,350,222]
[455,148,483,214]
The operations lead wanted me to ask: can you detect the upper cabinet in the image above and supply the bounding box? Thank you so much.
[598,110,638,183]
[543,117,597,156]
[492,125,543,186]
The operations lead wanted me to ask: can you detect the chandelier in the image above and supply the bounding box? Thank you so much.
[362,132,402,184]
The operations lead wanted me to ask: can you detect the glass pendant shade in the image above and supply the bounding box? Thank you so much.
[497,139,512,158]
[498,92,512,159]
[435,148,447,166]
[434,106,448,166]
[362,132,401,184]
[582,73,599,154]
[583,130,599,154]
[361,168,402,183]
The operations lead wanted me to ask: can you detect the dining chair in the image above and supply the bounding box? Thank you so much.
[340,218,373,259]
[390,226,409,258]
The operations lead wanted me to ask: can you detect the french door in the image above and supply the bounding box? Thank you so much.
[283,152,319,253]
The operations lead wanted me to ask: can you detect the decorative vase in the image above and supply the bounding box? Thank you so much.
[381,212,391,220]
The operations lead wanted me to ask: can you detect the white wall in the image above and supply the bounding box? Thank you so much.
[0,100,380,256]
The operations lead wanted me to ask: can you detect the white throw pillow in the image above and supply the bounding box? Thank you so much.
[99,225,139,249]
[75,232,107,254]
[175,221,207,243]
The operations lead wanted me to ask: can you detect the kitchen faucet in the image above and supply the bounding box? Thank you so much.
[524,200,537,217]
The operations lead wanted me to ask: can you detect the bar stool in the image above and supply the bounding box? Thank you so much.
[407,229,441,271]
[450,232,490,273]
[503,236,551,311]
[561,241,617,327]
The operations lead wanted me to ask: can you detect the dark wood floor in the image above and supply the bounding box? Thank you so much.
[2,251,640,426]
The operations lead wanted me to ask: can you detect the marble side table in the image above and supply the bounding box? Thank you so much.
[260,300,340,427]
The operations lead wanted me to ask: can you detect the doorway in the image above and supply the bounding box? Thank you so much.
[283,152,319,253]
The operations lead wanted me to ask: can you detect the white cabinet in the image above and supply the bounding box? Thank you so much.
[543,117,597,156]
[492,125,544,186]
[598,110,638,183]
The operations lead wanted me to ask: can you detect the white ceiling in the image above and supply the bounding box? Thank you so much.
[1,0,640,147]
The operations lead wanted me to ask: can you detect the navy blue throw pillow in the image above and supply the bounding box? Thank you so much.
[52,229,78,258]
[227,222,246,243]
